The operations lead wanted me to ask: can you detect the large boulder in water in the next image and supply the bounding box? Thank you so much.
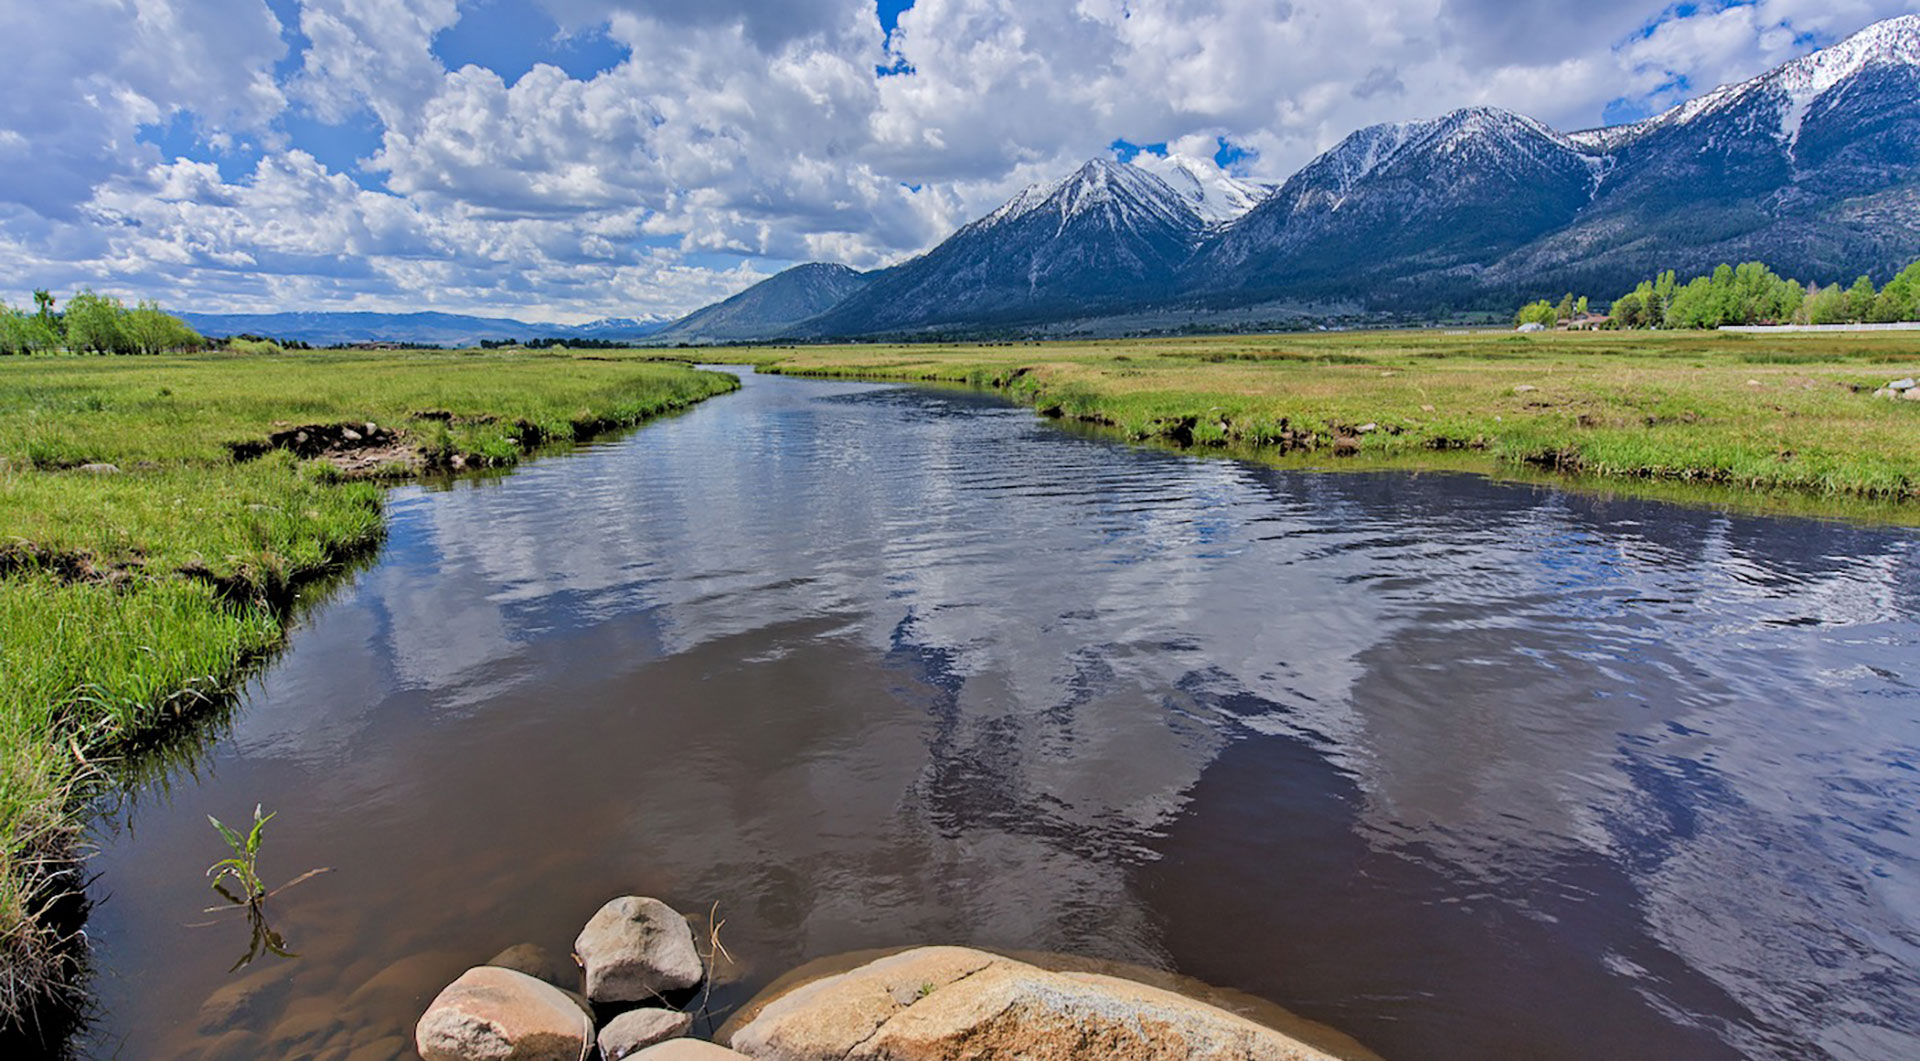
[414,966,592,1061]
[576,896,705,1002]
[726,947,1352,1061]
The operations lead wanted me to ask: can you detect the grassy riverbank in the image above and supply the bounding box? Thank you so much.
[0,349,737,1017]
[738,329,1920,503]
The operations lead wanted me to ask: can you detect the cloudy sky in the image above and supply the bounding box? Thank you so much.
[3,0,1915,323]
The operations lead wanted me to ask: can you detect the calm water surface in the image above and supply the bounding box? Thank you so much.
[76,369,1920,1060]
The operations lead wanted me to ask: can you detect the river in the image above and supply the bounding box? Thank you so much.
[73,368,1920,1060]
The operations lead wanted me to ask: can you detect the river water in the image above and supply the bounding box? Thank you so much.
[73,368,1920,1060]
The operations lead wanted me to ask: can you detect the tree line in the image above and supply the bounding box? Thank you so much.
[1,289,204,355]
[1516,258,1920,330]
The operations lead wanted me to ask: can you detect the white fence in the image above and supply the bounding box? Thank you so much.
[1719,322,1920,333]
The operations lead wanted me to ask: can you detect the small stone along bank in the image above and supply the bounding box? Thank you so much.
[415,896,1364,1061]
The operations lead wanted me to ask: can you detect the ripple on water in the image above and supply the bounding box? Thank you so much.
[72,368,1920,1061]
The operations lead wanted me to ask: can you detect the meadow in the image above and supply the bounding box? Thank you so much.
[4,326,1920,1021]
[0,348,737,1015]
[736,328,1920,504]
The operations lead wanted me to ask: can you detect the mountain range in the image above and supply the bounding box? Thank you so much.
[648,263,871,345]
[178,310,674,347]
[713,14,1920,340]
[187,16,1920,345]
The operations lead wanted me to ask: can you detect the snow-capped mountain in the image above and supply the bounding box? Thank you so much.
[1194,15,1920,313]
[674,15,1920,338]
[1493,13,1920,299]
[1192,106,1607,302]
[1572,14,1920,155]
[978,157,1201,235]
[1300,108,1602,204]
[570,315,676,337]
[799,158,1223,335]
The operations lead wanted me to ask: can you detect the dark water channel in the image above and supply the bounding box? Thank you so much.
[75,368,1920,1060]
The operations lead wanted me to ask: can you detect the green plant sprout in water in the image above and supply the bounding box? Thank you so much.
[206,804,273,905]
[196,804,329,972]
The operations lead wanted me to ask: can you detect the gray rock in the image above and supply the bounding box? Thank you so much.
[598,1008,694,1059]
[576,897,704,1003]
[1875,388,1898,399]
[414,966,591,1061]
[1889,378,1916,390]
[78,462,120,474]
[1905,387,1920,402]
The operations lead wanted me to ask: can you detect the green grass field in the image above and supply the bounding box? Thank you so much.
[0,349,737,1015]
[735,329,1920,505]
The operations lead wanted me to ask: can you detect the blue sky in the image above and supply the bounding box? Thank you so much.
[3,0,1912,321]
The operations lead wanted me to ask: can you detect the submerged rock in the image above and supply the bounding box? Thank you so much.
[727,946,1350,1061]
[347,951,464,1015]
[598,1007,695,1059]
[487,943,577,991]
[344,1035,411,1061]
[196,1029,265,1061]
[414,966,592,1061]
[196,966,292,1033]
[576,896,704,1003]
[265,995,345,1053]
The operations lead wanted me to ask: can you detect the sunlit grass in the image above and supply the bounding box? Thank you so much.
[749,329,1920,503]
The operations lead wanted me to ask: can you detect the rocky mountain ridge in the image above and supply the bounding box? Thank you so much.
[739,15,1920,339]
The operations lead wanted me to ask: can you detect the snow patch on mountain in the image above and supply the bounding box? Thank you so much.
[982,158,1201,237]
[1296,106,1605,210]
[1128,153,1274,226]
[572,314,675,334]
[1772,14,1920,144]
[1569,14,1920,153]
[978,155,1270,237]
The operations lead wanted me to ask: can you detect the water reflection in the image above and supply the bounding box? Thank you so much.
[75,369,1920,1061]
